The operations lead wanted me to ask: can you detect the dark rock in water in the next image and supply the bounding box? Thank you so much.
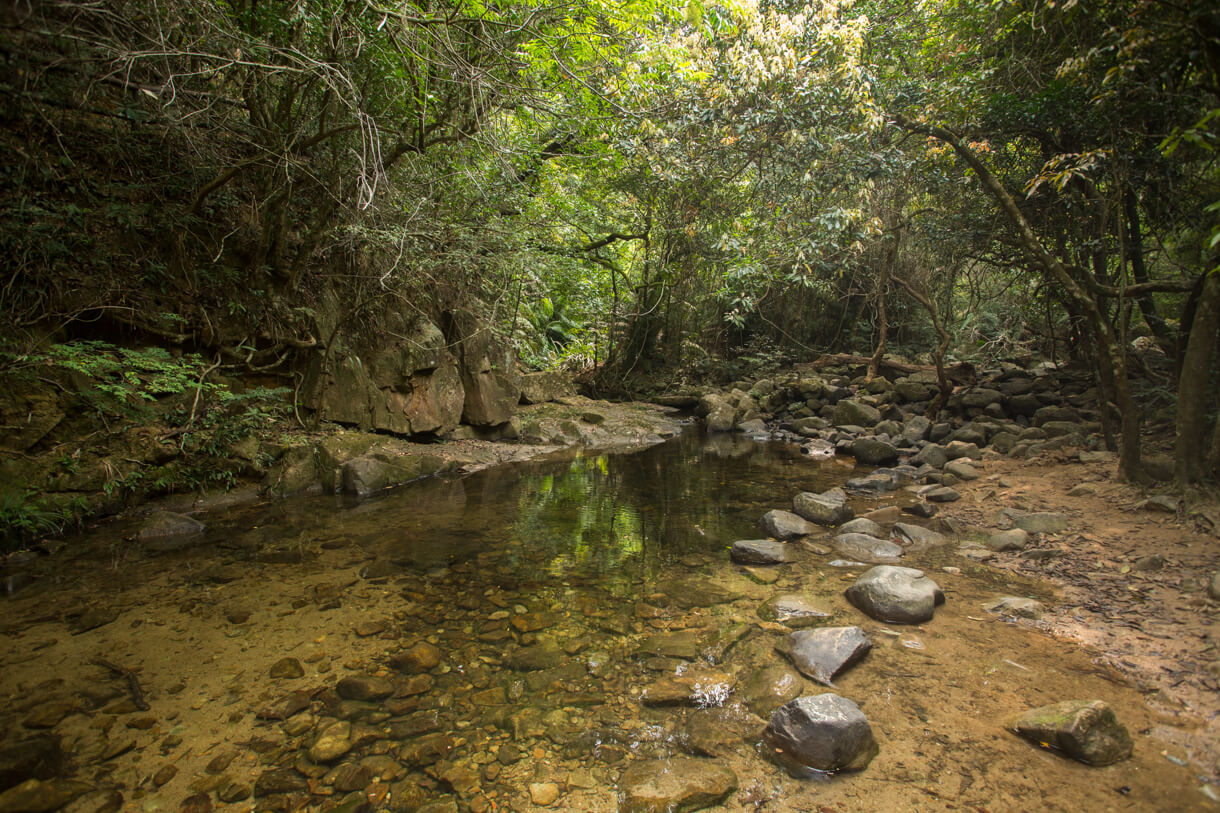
[269,657,305,679]
[832,400,881,428]
[763,694,878,773]
[758,510,816,540]
[758,594,834,628]
[779,627,871,685]
[0,734,66,790]
[903,502,937,518]
[0,779,92,812]
[336,675,395,701]
[730,539,794,565]
[618,757,737,813]
[834,533,902,562]
[845,566,944,624]
[739,665,805,718]
[359,560,399,580]
[792,489,853,526]
[137,510,205,543]
[1011,700,1133,766]
[850,437,898,465]
[255,692,310,720]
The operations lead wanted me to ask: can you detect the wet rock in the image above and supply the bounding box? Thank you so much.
[740,665,804,717]
[944,460,980,480]
[850,438,898,465]
[984,596,1044,620]
[255,691,310,720]
[309,721,354,763]
[390,642,443,673]
[0,734,67,790]
[758,594,833,628]
[641,670,733,707]
[179,792,212,813]
[845,566,945,624]
[529,783,560,806]
[336,675,395,701]
[987,529,1029,552]
[1006,510,1068,534]
[255,768,308,795]
[730,539,794,565]
[758,510,816,540]
[845,472,898,493]
[634,630,703,661]
[834,533,902,562]
[22,700,80,729]
[681,708,760,757]
[505,642,565,671]
[779,627,871,686]
[833,400,881,428]
[137,510,205,542]
[792,488,853,526]
[60,788,123,813]
[1011,700,1133,766]
[838,518,884,537]
[328,762,376,793]
[618,757,737,812]
[269,657,305,679]
[890,523,945,549]
[763,694,878,773]
[0,779,91,812]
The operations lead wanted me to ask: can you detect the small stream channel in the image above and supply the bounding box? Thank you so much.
[0,429,1211,811]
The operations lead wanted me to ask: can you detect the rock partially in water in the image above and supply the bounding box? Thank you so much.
[739,665,805,718]
[763,694,878,773]
[641,669,734,708]
[730,539,794,565]
[834,533,902,562]
[987,528,1029,552]
[779,627,871,686]
[757,594,833,628]
[984,596,1044,620]
[838,518,884,537]
[758,510,816,540]
[137,510,205,544]
[617,757,737,812]
[792,489,853,526]
[1010,700,1133,766]
[890,522,946,549]
[845,566,945,624]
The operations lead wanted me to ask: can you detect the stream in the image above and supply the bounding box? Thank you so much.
[0,429,1211,811]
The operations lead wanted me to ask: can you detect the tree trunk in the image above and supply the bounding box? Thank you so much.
[1176,271,1220,483]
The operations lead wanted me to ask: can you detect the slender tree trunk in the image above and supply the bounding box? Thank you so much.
[1124,189,1173,351]
[1176,271,1220,483]
[890,113,1145,480]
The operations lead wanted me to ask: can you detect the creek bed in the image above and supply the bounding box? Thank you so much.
[0,429,1209,811]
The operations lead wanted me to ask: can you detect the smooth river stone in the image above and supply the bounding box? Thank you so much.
[618,757,737,812]
[845,565,945,624]
[730,539,794,565]
[779,626,871,685]
[764,694,878,773]
[758,594,833,628]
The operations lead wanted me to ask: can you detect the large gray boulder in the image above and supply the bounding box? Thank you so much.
[763,694,879,773]
[1010,700,1132,766]
[845,566,945,624]
[793,488,854,526]
[779,626,872,685]
[618,758,737,812]
[833,400,881,428]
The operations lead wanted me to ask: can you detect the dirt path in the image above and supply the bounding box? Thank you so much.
[940,447,1220,782]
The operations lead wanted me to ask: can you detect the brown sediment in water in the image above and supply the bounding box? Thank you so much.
[0,430,1214,811]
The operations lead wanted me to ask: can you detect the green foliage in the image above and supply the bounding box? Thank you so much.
[0,491,86,551]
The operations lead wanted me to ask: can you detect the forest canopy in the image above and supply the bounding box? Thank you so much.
[1,0,1218,482]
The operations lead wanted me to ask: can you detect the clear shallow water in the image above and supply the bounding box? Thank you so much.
[0,429,1212,811]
